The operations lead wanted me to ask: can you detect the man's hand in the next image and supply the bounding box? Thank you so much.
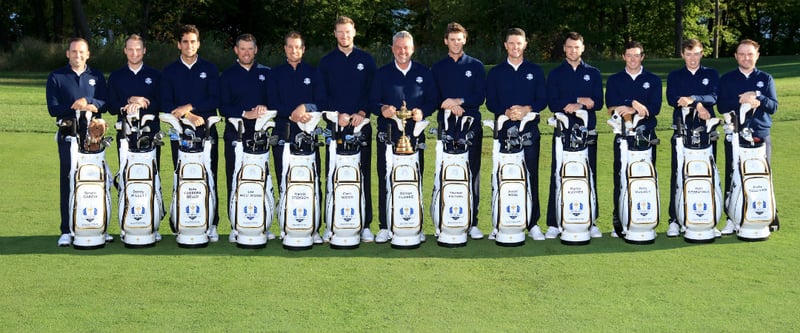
[381,104,396,119]
[631,100,649,117]
[563,103,583,114]
[128,96,150,109]
[411,108,423,122]
[123,103,141,116]
[290,104,311,123]
[171,104,193,118]
[676,96,695,107]
[441,98,465,116]
[243,105,268,120]
[577,97,595,109]
[84,104,99,113]
[338,113,352,127]
[696,103,711,120]
[350,111,367,127]
[71,97,89,111]
[614,105,636,117]
[184,112,205,127]
[505,105,530,121]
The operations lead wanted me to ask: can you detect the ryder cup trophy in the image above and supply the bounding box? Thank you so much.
[394,101,414,154]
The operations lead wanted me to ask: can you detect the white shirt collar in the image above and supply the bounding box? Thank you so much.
[395,60,412,76]
[128,63,143,75]
[181,57,197,69]
[626,66,643,80]
[507,58,522,71]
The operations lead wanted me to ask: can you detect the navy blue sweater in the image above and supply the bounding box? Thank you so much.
[219,62,270,117]
[369,61,437,132]
[718,68,778,137]
[546,60,604,129]
[486,60,547,127]
[318,47,376,115]
[160,57,219,118]
[431,53,486,119]
[46,65,107,120]
[266,61,326,120]
[666,65,719,124]
[107,64,162,119]
[605,68,662,131]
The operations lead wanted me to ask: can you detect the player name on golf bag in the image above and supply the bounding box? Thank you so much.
[228,111,277,249]
[323,111,370,249]
[484,113,537,247]
[674,107,722,243]
[160,113,221,248]
[608,111,660,244]
[62,110,114,249]
[278,113,323,250]
[116,113,165,248]
[548,110,597,245]
[724,104,776,241]
[431,109,475,247]
[379,115,430,249]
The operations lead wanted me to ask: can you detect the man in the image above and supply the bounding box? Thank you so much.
[718,39,779,234]
[605,41,662,236]
[665,39,720,237]
[431,22,486,240]
[219,33,273,242]
[46,38,109,246]
[369,31,437,244]
[267,31,327,243]
[486,28,548,241]
[545,31,604,239]
[317,16,377,242]
[160,24,221,241]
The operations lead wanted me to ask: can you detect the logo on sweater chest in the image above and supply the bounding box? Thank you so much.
[416,76,423,84]
[757,81,764,88]
[357,63,364,71]
[526,73,533,80]
[642,82,650,89]
[258,74,265,81]
[702,78,709,86]
[199,72,207,79]
[303,77,311,85]
[583,74,590,81]
[88,79,96,86]
[465,70,472,78]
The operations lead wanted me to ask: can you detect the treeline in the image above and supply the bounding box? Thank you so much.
[2,0,799,66]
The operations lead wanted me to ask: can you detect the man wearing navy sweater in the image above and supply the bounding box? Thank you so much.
[219,33,273,242]
[160,24,221,241]
[605,41,662,236]
[486,28,548,241]
[318,16,377,243]
[718,39,779,234]
[267,31,327,244]
[665,39,720,237]
[431,22,487,240]
[369,31,437,244]
[545,32,604,239]
[46,38,109,246]
[108,34,163,167]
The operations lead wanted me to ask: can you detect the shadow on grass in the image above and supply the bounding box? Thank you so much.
[0,232,758,258]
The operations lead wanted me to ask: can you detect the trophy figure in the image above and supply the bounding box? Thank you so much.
[394,101,414,154]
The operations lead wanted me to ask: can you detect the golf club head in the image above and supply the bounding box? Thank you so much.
[706,117,722,133]
[413,120,429,137]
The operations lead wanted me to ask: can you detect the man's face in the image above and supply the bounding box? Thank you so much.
[392,37,414,66]
[445,32,466,56]
[735,43,759,71]
[681,46,703,71]
[623,47,644,72]
[124,39,145,66]
[563,38,584,63]
[334,23,355,49]
[66,40,90,69]
[284,37,305,63]
[504,35,526,59]
[234,40,257,66]
[178,32,200,59]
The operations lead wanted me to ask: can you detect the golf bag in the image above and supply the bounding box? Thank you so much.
[228,111,278,248]
[277,113,323,250]
[159,113,221,248]
[116,113,165,248]
[322,111,370,249]
[547,110,598,245]
[673,107,723,243]
[723,104,776,241]
[378,116,430,249]
[484,113,537,247]
[608,111,660,244]
[430,109,475,247]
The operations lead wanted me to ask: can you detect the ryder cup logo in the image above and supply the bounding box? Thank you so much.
[88,79,96,86]
[448,206,464,221]
[131,206,147,221]
[465,70,472,78]
[303,77,311,85]
[145,77,153,85]
[340,207,355,222]
[752,200,767,215]
[357,63,364,71]
[83,207,99,222]
[185,204,201,220]
[568,201,584,217]
[526,73,533,80]
[643,82,651,89]
[200,72,207,79]
[400,207,415,221]
[415,76,423,84]
[702,78,709,86]
[293,207,308,222]
[258,74,265,81]
[691,201,708,217]
[506,204,521,220]
[243,204,258,220]
[636,201,653,216]
[583,74,591,81]
[757,81,764,88]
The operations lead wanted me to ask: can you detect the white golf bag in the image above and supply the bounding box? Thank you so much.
[547,110,597,245]
[228,111,278,248]
[608,111,660,244]
[323,111,370,249]
[379,116,430,249]
[431,109,475,247]
[160,113,221,248]
[278,113,323,250]
[63,110,114,249]
[723,104,776,241]
[484,113,537,246]
[116,113,165,248]
[673,107,723,242]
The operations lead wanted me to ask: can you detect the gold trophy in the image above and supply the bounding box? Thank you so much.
[393,101,414,154]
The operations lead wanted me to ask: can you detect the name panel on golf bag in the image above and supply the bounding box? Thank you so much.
[439,164,470,229]
[627,160,658,225]
[74,164,108,230]
[560,161,591,224]
[122,182,155,228]
[741,158,774,223]
[497,163,528,229]
[332,165,362,231]
[682,159,715,225]
[176,162,209,228]
[391,183,422,229]
[234,179,266,229]
[284,165,316,232]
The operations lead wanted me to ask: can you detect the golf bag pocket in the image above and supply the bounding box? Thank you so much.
[329,161,363,236]
[120,161,160,237]
[72,160,110,242]
[680,154,720,230]
[623,157,659,238]
[559,160,592,227]
[232,162,270,233]
[280,163,318,248]
[174,162,210,233]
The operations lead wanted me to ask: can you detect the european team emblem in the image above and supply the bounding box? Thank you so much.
[526,73,533,80]
[583,74,590,81]
[88,79,96,86]
[340,207,355,222]
[131,205,146,221]
[465,70,472,78]
[293,207,308,222]
[200,72,207,79]
[145,77,153,85]
[506,204,521,220]
[691,201,707,217]
[416,76,423,84]
[636,201,652,216]
[243,204,258,220]
[568,201,584,217]
[643,82,650,89]
[448,206,463,221]
[400,207,415,221]
[357,63,364,71]
[185,204,201,220]
[303,77,311,85]
[752,200,767,215]
[83,206,99,222]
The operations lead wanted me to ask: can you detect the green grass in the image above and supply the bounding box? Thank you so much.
[1,57,799,331]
